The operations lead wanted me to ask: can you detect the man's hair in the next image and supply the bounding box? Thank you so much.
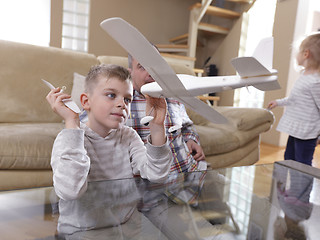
[85,64,131,93]
[300,32,320,72]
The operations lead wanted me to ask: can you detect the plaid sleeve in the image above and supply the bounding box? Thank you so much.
[178,104,200,144]
[181,124,200,144]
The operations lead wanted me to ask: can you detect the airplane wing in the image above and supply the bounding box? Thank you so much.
[176,96,228,124]
[100,17,188,97]
[100,17,228,124]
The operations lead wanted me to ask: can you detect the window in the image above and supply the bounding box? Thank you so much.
[62,0,90,52]
[233,0,277,108]
[228,166,255,236]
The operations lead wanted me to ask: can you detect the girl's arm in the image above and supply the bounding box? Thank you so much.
[267,97,289,109]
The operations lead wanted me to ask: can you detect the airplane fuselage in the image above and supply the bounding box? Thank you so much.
[141,72,278,98]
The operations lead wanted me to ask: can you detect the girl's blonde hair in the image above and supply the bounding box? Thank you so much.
[300,32,320,72]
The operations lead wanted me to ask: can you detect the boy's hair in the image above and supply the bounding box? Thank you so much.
[85,64,131,93]
[300,32,320,72]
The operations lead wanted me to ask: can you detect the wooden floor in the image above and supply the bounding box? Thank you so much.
[257,142,320,168]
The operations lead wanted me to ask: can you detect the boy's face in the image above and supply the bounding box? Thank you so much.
[83,76,133,137]
[129,57,155,93]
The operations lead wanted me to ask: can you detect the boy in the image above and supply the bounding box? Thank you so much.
[46,64,172,201]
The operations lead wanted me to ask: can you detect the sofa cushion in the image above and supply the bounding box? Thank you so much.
[186,107,274,156]
[194,124,240,156]
[0,123,64,170]
[0,170,53,191]
[205,137,259,169]
[98,55,129,68]
[97,55,195,75]
[187,106,274,130]
[0,39,99,123]
[71,72,86,109]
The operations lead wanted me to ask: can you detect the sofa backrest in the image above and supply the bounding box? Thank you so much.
[0,39,195,123]
[0,40,99,123]
[97,55,196,75]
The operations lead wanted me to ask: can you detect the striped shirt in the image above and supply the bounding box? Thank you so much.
[51,123,172,201]
[127,90,207,173]
[276,72,320,139]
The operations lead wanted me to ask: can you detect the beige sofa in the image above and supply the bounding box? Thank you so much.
[0,40,274,190]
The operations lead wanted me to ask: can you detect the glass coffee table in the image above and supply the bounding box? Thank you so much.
[0,160,319,239]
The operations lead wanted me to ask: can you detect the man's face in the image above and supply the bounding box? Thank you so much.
[129,58,154,93]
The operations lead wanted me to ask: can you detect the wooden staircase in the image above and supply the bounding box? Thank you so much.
[157,0,255,69]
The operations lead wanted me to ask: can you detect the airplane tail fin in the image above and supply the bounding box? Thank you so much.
[230,56,271,78]
[231,37,274,78]
[252,37,273,70]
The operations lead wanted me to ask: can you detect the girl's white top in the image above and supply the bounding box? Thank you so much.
[276,72,320,139]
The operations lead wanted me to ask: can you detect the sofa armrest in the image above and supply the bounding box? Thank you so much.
[216,107,275,131]
[187,107,274,157]
[186,106,274,131]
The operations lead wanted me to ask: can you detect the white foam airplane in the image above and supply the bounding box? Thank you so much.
[100,17,280,125]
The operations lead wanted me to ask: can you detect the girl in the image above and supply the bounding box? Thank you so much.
[268,33,320,166]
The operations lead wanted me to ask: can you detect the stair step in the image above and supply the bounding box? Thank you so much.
[190,3,240,19]
[161,53,196,61]
[156,44,188,53]
[169,33,189,43]
[169,34,205,47]
[198,22,229,35]
[226,0,251,3]
[160,53,196,68]
[194,68,204,75]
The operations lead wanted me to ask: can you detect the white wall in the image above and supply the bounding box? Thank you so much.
[0,0,50,46]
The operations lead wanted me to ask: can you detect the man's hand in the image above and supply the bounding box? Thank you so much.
[46,88,80,129]
[186,140,205,161]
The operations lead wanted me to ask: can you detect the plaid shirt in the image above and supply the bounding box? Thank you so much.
[127,90,207,173]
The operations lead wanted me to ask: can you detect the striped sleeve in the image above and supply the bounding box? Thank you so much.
[51,129,90,200]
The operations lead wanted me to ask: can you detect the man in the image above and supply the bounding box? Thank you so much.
[127,54,207,173]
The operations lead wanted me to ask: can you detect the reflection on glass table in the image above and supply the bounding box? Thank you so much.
[1,160,320,239]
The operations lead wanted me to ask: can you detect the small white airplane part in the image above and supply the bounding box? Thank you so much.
[100,17,280,125]
[42,79,81,114]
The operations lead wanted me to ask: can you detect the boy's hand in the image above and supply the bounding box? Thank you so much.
[46,88,80,129]
[145,95,167,145]
[145,95,167,126]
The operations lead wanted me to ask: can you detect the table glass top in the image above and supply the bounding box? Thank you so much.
[0,160,320,240]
